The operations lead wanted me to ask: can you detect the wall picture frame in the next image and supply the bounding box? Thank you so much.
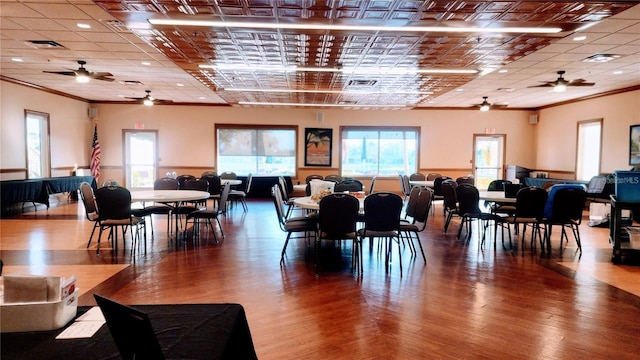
[630,125,640,165]
[305,128,332,167]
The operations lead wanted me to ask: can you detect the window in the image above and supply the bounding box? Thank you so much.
[216,126,297,176]
[576,119,602,181]
[25,110,51,178]
[341,127,419,177]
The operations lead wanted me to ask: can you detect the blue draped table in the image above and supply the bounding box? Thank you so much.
[1,176,96,209]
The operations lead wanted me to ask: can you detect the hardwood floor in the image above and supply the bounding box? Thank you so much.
[1,197,640,359]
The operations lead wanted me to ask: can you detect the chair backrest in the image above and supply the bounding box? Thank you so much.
[442,180,458,212]
[544,184,587,218]
[278,176,290,201]
[368,176,377,194]
[426,173,442,181]
[324,174,343,183]
[334,179,363,193]
[220,171,237,180]
[433,176,452,196]
[413,188,434,225]
[456,184,481,215]
[201,174,221,196]
[154,177,179,190]
[363,192,403,232]
[244,173,253,193]
[398,175,407,195]
[504,183,524,198]
[402,175,412,196]
[183,178,208,192]
[548,187,587,223]
[305,174,324,183]
[201,171,217,177]
[217,182,231,214]
[404,186,421,219]
[586,175,607,194]
[176,175,195,189]
[94,186,133,220]
[271,185,286,227]
[318,194,360,237]
[514,187,548,219]
[456,176,474,186]
[409,173,426,181]
[487,179,512,191]
[79,181,98,219]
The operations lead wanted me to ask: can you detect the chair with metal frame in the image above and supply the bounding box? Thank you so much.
[79,181,101,248]
[494,186,548,251]
[409,173,426,181]
[94,185,146,254]
[272,185,318,264]
[228,174,252,212]
[400,187,432,263]
[542,187,587,256]
[455,184,497,243]
[316,193,361,276]
[183,183,231,245]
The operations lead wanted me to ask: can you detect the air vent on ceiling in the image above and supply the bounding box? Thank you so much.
[25,40,65,49]
[348,79,377,87]
[102,20,129,33]
[582,53,621,63]
[120,80,144,86]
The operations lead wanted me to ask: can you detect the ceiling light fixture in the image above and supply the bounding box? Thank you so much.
[479,97,491,112]
[149,19,562,34]
[238,101,408,108]
[77,23,91,29]
[198,64,477,75]
[143,98,154,106]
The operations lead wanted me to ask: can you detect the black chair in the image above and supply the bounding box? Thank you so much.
[324,174,343,183]
[400,187,433,263]
[272,185,317,264]
[278,176,299,218]
[455,184,496,242]
[495,186,548,251]
[220,171,237,180]
[402,175,412,200]
[201,174,222,208]
[229,174,252,212]
[141,177,179,237]
[442,180,460,233]
[334,179,364,193]
[426,173,441,181]
[456,175,475,186]
[305,174,324,183]
[176,175,196,189]
[409,173,425,181]
[403,186,421,221]
[542,187,588,256]
[183,183,231,245]
[94,186,146,254]
[432,176,452,203]
[317,193,361,276]
[173,178,209,232]
[368,176,377,195]
[486,179,514,215]
[79,181,101,248]
[357,192,404,274]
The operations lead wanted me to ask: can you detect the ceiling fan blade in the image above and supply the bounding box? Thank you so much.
[568,80,595,86]
[527,83,554,88]
[43,71,76,76]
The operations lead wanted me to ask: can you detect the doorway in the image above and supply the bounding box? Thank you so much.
[473,134,506,189]
[124,130,158,189]
[25,110,51,178]
[576,119,602,181]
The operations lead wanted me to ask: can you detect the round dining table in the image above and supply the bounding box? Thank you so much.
[130,190,210,203]
[477,190,517,204]
[409,180,434,188]
[221,179,242,186]
[293,195,365,211]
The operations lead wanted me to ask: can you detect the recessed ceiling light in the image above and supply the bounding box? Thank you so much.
[498,69,508,73]
[11,58,23,62]
[149,19,562,34]
[176,83,184,87]
[582,53,621,63]
[141,61,151,66]
[573,35,587,41]
[613,70,624,75]
[199,97,206,100]
[77,23,91,29]
[456,88,464,92]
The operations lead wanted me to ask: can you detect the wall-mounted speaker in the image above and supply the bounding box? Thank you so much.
[88,108,98,118]
[316,112,324,123]
[529,114,538,125]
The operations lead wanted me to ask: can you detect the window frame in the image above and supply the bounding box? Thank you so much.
[215,124,298,177]
[339,126,420,178]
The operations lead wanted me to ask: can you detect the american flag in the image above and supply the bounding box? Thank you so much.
[90,125,101,180]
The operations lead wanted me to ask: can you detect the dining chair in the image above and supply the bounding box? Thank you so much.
[542,187,587,256]
[229,174,252,212]
[455,184,497,243]
[324,174,343,183]
[357,192,404,274]
[334,179,364,193]
[495,186,548,251]
[456,175,475,186]
[368,176,377,195]
[485,179,513,213]
[173,178,208,232]
[140,177,179,237]
[317,193,361,276]
[201,174,222,208]
[201,170,217,177]
[271,185,318,264]
[183,183,231,245]
[442,180,460,233]
[426,173,442,181]
[94,185,146,254]
[79,181,101,248]
[176,174,196,189]
[398,175,407,199]
[400,187,432,263]
[402,175,412,200]
[220,171,237,180]
[278,176,298,218]
[409,173,426,181]
[305,174,324,183]
[432,176,452,204]
[403,186,421,221]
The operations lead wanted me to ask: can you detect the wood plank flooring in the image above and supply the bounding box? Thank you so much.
[1,197,640,359]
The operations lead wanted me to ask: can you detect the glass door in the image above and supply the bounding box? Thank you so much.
[473,134,505,189]
[124,130,158,189]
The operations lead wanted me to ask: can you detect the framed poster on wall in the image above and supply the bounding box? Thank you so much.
[630,125,640,165]
[305,128,332,167]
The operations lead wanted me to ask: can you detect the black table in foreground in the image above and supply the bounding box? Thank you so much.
[1,303,258,360]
